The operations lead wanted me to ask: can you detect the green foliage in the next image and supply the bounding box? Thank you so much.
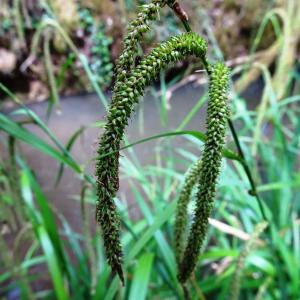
[229,221,268,300]
[1,18,12,33]
[0,1,300,299]
[79,8,113,89]
[90,25,113,89]
[1,55,300,299]
[78,8,94,33]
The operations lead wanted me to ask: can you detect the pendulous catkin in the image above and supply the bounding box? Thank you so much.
[174,159,202,266]
[178,62,230,283]
[95,32,208,283]
[95,0,231,286]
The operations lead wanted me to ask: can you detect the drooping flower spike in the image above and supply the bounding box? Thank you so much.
[95,0,230,285]
[177,62,230,283]
[174,159,202,266]
[96,32,208,284]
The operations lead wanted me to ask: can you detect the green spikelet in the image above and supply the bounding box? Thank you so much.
[178,62,230,283]
[95,32,207,283]
[229,222,268,300]
[114,0,175,89]
[174,159,202,266]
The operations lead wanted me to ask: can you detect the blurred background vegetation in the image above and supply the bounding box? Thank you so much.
[1,0,296,102]
[0,0,300,299]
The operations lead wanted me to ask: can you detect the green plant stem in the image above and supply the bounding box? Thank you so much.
[43,28,60,115]
[13,0,26,49]
[80,183,97,296]
[228,121,267,221]
[169,2,268,222]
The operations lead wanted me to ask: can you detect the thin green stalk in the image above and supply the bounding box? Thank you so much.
[80,183,97,296]
[43,28,60,115]
[229,222,268,300]
[30,19,108,108]
[8,136,24,227]
[0,233,34,299]
[13,0,26,49]
[228,120,267,221]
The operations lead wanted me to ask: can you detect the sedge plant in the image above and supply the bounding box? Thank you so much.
[1,2,300,299]
[95,0,231,286]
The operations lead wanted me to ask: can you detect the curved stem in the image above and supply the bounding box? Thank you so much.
[228,120,267,221]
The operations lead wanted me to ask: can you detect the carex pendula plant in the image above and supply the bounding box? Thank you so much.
[95,0,230,286]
